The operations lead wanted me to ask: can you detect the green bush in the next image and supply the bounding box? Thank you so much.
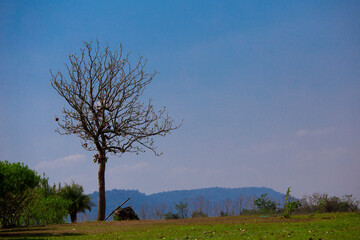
[22,177,70,226]
[0,161,90,227]
[283,187,301,218]
[254,193,277,213]
[0,161,40,228]
[23,191,70,226]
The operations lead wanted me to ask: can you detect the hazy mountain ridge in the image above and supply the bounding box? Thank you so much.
[149,187,283,203]
[85,187,285,221]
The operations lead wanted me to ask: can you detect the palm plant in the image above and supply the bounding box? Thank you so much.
[60,182,94,223]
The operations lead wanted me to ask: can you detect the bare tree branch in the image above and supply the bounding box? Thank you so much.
[51,40,181,220]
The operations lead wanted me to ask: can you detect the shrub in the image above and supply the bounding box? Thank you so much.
[220,211,230,217]
[192,211,208,218]
[341,194,359,212]
[299,193,359,213]
[0,161,40,228]
[22,177,70,226]
[174,201,188,218]
[254,193,277,213]
[283,187,301,218]
[0,161,93,227]
[164,212,179,219]
[240,209,258,215]
[23,191,70,226]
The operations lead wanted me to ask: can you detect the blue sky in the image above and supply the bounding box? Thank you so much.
[1,0,359,200]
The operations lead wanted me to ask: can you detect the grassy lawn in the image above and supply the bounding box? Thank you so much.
[1,212,359,239]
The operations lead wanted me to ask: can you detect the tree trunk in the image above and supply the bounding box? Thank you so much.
[97,155,106,221]
[70,212,77,223]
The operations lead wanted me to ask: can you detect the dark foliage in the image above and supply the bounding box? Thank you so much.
[164,212,180,220]
[0,161,40,228]
[299,193,359,213]
[254,193,277,213]
[191,211,208,218]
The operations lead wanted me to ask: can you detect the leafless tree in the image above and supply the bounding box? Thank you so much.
[213,202,220,217]
[139,202,150,220]
[191,195,210,216]
[51,41,181,220]
[221,198,234,216]
[233,195,245,215]
[152,202,167,220]
[243,195,256,212]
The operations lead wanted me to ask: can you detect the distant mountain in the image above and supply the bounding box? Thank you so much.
[83,187,285,221]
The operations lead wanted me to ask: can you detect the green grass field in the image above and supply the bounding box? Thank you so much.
[1,213,359,239]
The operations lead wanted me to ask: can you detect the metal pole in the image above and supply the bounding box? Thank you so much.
[104,197,131,221]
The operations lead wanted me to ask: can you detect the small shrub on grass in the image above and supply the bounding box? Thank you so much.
[220,211,230,217]
[240,209,258,215]
[283,187,301,218]
[299,193,359,213]
[164,212,179,219]
[191,211,208,218]
[254,193,277,214]
[174,201,188,218]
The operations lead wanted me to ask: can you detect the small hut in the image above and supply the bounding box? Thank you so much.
[114,206,139,221]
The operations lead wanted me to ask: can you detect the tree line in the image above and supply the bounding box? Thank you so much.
[137,195,258,220]
[2,160,358,228]
[136,188,359,220]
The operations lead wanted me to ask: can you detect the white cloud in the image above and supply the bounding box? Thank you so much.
[35,154,86,170]
[296,128,335,137]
